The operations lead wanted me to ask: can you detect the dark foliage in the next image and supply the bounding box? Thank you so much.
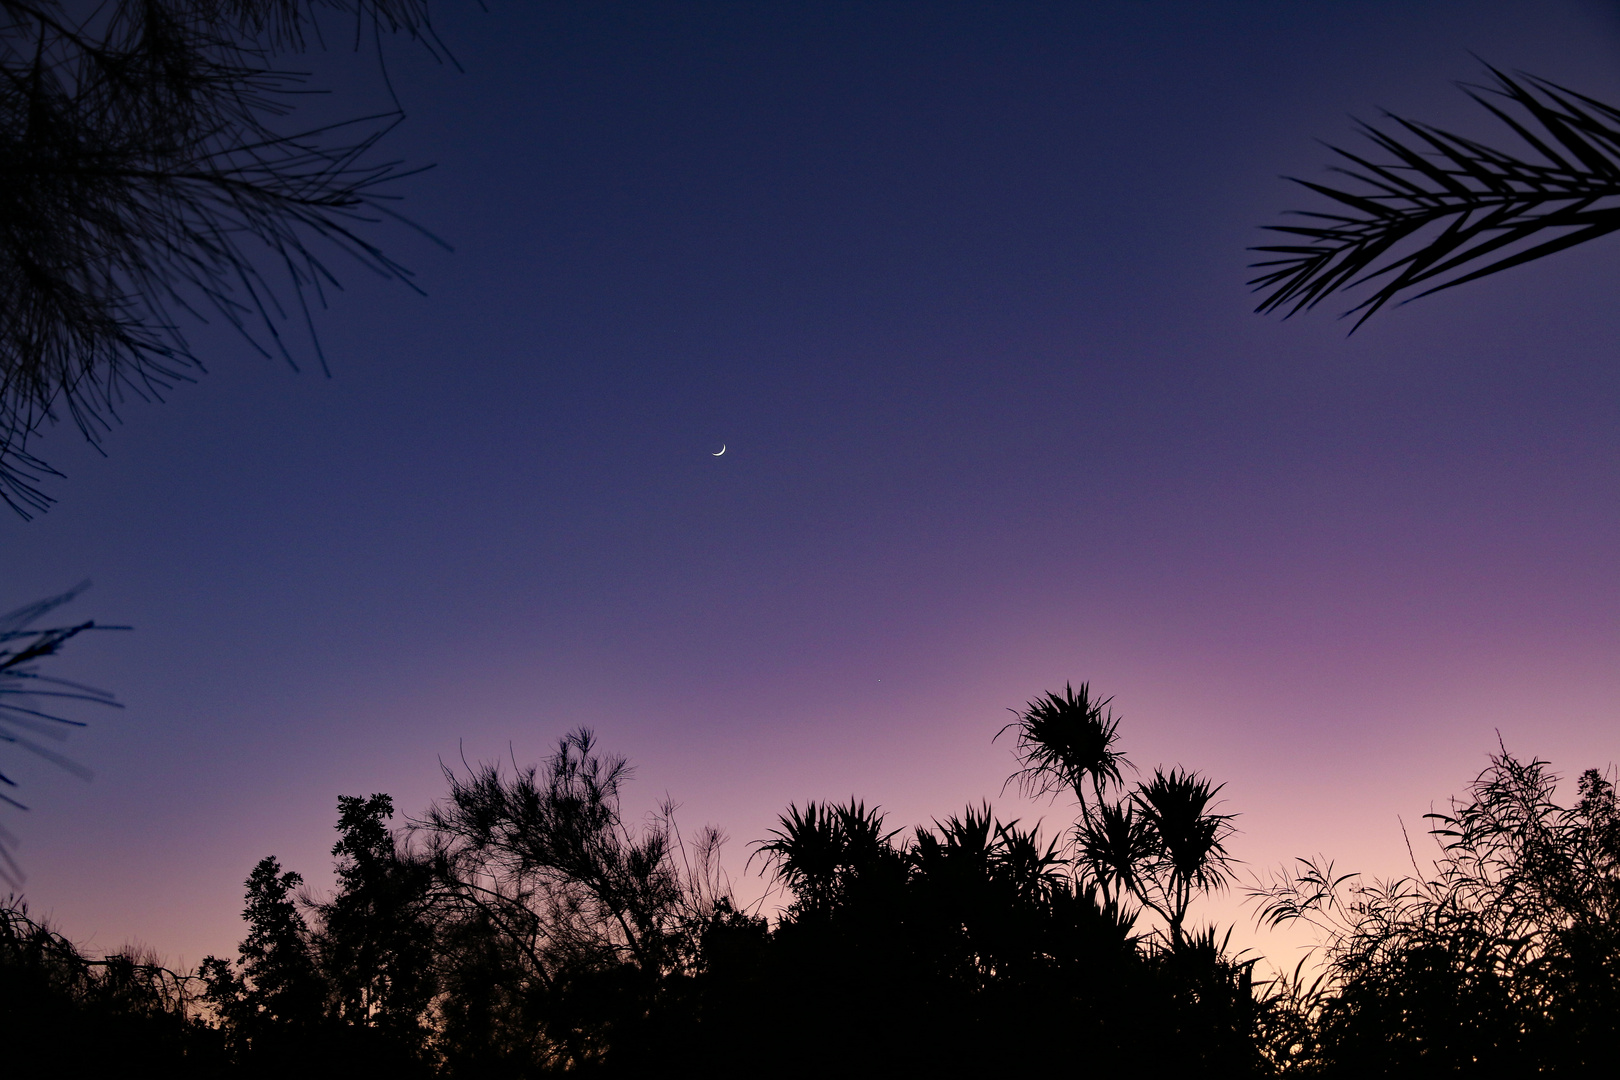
[15,692,1616,1076]
[1253,746,1620,1073]
[0,0,444,515]
[1130,767,1238,941]
[727,794,1263,1076]
[1001,685,1239,950]
[311,793,438,1043]
[415,728,726,1073]
[999,681,1129,819]
[200,805,437,1079]
[1,897,222,1078]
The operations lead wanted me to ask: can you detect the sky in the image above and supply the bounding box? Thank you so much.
[5,0,1620,973]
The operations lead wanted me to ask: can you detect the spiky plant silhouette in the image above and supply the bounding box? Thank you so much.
[1131,767,1237,944]
[1252,65,1620,330]
[998,682,1130,827]
[752,799,900,919]
[1002,685,1237,948]
[1075,797,1154,908]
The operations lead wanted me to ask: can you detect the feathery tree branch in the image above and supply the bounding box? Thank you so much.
[0,0,445,516]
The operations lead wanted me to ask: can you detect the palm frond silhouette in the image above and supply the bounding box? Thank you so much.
[1252,65,1620,329]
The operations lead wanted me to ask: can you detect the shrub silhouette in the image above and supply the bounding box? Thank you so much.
[1253,745,1620,1073]
[1,898,221,1078]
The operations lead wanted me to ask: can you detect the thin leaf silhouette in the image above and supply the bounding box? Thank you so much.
[0,584,123,885]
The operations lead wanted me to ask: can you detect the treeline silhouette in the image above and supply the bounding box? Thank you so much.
[5,687,1617,1076]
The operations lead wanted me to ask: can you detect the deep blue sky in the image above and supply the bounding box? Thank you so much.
[7,1,1620,967]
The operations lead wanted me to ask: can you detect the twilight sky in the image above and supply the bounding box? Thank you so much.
[6,0,1620,971]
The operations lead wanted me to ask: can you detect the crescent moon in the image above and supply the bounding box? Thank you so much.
[712,444,726,456]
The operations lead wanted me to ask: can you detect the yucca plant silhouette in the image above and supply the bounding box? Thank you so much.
[1131,768,1237,945]
[999,682,1131,829]
[910,806,1067,918]
[752,799,900,919]
[1000,687,1237,948]
[988,818,1068,906]
[909,804,998,894]
[1253,65,1620,329]
[1076,798,1155,909]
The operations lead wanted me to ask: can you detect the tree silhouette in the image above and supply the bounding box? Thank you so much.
[747,797,1146,1073]
[416,728,728,1071]
[730,689,1268,1076]
[309,793,437,1047]
[1253,66,1620,329]
[201,855,327,1043]
[0,0,446,515]
[1075,796,1155,908]
[200,802,440,1077]
[745,790,1261,1074]
[5,707,1283,1073]
[998,682,1130,828]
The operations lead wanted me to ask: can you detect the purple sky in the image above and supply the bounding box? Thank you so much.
[6,0,1620,970]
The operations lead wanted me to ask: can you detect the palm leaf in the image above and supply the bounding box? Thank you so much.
[1252,66,1620,330]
